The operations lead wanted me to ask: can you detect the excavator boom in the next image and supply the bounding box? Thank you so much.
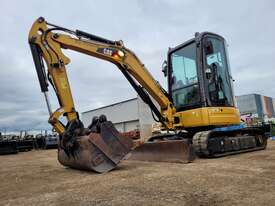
[28,17,194,172]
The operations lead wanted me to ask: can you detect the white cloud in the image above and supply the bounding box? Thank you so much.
[0,0,274,131]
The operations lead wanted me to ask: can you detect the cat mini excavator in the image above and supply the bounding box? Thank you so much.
[28,17,267,173]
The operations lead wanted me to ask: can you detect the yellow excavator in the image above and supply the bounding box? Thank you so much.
[28,17,267,173]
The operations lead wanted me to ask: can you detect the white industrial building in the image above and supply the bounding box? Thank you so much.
[82,93,275,141]
[81,96,156,140]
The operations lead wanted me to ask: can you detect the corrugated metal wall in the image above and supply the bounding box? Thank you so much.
[81,96,156,140]
[266,96,275,118]
[81,98,140,132]
[261,95,267,117]
[236,94,275,119]
[260,95,274,118]
[255,94,263,118]
[236,94,258,115]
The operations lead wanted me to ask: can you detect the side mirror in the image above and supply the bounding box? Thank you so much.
[162,60,168,77]
[205,40,214,55]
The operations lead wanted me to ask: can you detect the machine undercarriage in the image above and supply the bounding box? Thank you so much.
[193,127,267,157]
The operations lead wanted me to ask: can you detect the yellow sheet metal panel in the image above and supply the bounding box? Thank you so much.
[175,107,240,128]
[207,107,240,125]
[175,108,209,128]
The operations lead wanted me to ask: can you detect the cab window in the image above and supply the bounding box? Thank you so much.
[170,43,200,110]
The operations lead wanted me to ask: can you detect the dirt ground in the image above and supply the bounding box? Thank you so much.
[0,141,275,206]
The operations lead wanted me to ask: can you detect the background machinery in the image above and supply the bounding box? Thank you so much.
[0,132,18,155]
[0,131,34,155]
[28,17,267,173]
[34,131,58,149]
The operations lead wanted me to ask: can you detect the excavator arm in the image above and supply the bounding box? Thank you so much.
[28,17,176,136]
[28,17,195,173]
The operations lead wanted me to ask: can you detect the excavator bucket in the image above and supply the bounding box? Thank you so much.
[58,121,133,173]
[129,139,195,163]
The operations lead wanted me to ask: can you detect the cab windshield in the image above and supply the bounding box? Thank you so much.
[204,37,234,106]
[170,42,200,110]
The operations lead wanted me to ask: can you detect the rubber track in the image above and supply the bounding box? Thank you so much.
[193,128,267,158]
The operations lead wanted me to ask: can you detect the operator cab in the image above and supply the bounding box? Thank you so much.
[166,32,235,112]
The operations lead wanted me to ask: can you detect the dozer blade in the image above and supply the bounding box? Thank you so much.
[58,121,133,173]
[128,139,195,163]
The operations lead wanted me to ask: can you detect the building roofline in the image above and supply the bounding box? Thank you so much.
[236,93,263,97]
[82,97,138,114]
